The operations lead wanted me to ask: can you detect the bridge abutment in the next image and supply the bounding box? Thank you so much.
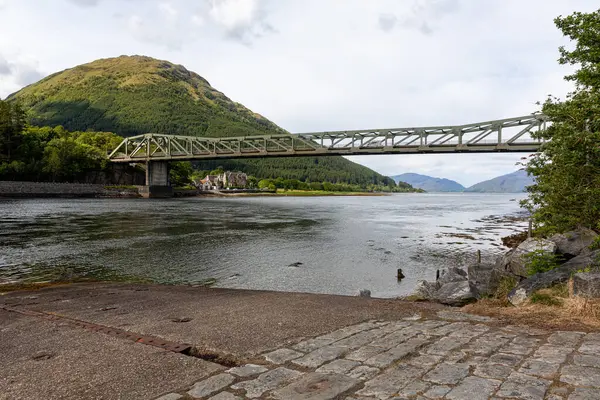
[142,161,173,198]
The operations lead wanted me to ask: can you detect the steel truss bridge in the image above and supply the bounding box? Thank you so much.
[108,114,548,163]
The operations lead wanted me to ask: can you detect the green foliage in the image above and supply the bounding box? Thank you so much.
[521,9,600,235]
[7,55,403,187]
[524,250,562,276]
[0,100,124,182]
[169,161,194,187]
[0,101,26,162]
[193,158,410,188]
[529,292,563,306]
[252,177,414,193]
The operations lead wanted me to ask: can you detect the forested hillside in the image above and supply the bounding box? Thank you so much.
[7,55,397,187]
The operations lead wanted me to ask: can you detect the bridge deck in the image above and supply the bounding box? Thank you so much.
[108,114,547,162]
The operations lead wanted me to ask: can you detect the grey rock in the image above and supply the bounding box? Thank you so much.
[549,228,598,258]
[358,289,371,298]
[467,262,495,295]
[560,365,600,388]
[407,353,443,366]
[187,374,235,399]
[423,385,451,399]
[496,371,551,400]
[572,272,600,298]
[397,380,430,397]
[346,365,380,381]
[488,265,518,294]
[547,330,585,345]
[434,280,479,306]
[293,338,337,353]
[208,393,241,400]
[497,238,557,278]
[364,336,429,367]
[413,280,440,300]
[226,364,268,377]
[231,367,303,398]
[272,372,359,400]
[569,388,600,400]
[425,336,472,356]
[574,353,600,368]
[423,363,470,384]
[292,346,347,368]
[488,352,524,366]
[356,364,425,398]
[474,363,513,379]
[446,376,501,400]
[345,345,386,362]
[263,348,304,364]
[518,359,560,379]
[334,329,387,350]
[508,249,600,306]
[438,266,468,285]
[532,345,573,364]
[155,394,184,400]
[315,359,360,374]
[580,341,600,355]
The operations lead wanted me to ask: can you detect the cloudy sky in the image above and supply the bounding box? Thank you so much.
[0,0,596,186]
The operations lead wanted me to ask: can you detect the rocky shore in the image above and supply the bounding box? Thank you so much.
[413,227,600,308]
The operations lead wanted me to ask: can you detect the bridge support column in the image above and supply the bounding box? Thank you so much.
[141,161,173,198]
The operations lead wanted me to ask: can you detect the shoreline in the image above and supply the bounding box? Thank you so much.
[198,190,391,197]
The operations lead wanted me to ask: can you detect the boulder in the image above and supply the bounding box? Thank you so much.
[438,267,468,285]
[496,238,557,278]
[358,289,371,298]
[508,249,600,306]
[467,263,495,296]
[571,273,600,298]
[549,228,598,258]
[414,280,440,300]
[435,281,479,306]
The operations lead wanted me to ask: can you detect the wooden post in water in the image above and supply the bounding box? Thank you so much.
[476,249,481,264]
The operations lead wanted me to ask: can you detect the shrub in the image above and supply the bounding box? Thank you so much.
[530,292,562,306]
[494,276,518,303]
[524,250,562,276]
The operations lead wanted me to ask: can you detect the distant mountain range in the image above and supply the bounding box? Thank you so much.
[393,170,534,193]
[463,170,534,193]
[392,173,465,192]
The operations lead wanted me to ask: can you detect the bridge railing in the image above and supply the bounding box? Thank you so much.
[108,114,548,162]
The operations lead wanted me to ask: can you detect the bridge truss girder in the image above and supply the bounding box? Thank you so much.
[108,114,548,162]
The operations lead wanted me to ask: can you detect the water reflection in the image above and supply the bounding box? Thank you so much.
[0,194,527,297]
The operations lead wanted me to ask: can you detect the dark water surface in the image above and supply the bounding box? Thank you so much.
[0,194,527,298]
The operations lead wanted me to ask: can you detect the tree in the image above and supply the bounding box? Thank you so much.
[0,100,26,162]
[170,161,194,187]
[522,9,600,234]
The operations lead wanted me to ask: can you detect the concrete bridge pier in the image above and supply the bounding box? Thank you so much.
[140,161,173,198]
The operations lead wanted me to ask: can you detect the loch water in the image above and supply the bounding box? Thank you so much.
[0,193,527,298]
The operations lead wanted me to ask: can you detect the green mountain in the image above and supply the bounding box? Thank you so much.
[465,170,534,193]
[392,173,465,192]
[6,55,397,186]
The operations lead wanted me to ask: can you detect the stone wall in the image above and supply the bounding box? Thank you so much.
[0,181,140,198]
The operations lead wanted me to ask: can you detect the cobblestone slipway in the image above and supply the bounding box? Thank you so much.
[155,311,600,400]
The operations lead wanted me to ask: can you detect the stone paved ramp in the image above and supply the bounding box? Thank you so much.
[157,311,600,400]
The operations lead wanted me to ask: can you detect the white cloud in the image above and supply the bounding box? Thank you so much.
[207,0,274,43]
[380,0,460,34]
[0,0,597,184]
[67,0,101,6]
[158,1,178,20]
[0,54,44,95]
